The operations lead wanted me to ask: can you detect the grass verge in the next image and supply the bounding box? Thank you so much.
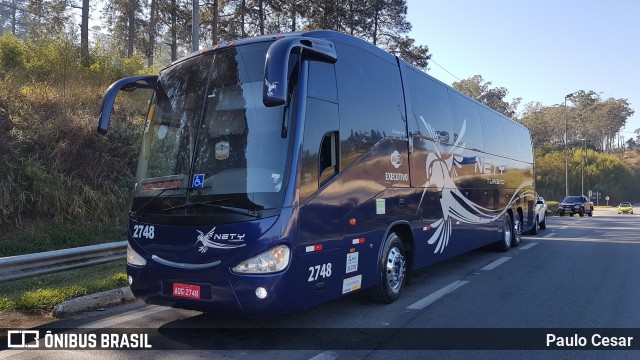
[0,219,127,257]
[0,260,127,313]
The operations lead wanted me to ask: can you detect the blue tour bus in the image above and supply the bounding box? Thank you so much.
[97,30,536,315]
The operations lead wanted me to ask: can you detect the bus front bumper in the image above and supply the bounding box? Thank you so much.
[127,265,298,315]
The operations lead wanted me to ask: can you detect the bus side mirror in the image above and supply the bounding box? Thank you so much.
[263,37,337,107]
[97,75,158,135]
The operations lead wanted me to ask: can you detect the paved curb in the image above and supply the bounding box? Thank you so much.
[52,286,135,318]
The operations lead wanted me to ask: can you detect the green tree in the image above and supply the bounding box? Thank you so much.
[155,0,192,61]
[535,147,636,202]
[522,91,634,154]
[0,0,28,37]
[452,75,521,118]
[626,129,640,150]
[103,0,148,58]
[520,102,565,149]
[385,34,430,69]
[534,150,566,201]
[24,0,71,39]
[567,91,634,152]
[303,0,430,69]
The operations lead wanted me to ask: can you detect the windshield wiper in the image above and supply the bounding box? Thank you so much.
[130,186,211,219]
[162,201,262,218]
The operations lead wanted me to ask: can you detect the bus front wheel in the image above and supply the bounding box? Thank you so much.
[370,233,406,304]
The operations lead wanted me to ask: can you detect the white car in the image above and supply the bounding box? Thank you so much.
[530,196,547,235]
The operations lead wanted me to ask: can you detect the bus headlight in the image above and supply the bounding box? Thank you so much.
[232,245,290,274]
[127,245,147,266]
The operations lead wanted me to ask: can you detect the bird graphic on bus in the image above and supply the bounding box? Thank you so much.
[264,79,278,97]
[195,228,246,253]
[417,115,534,253]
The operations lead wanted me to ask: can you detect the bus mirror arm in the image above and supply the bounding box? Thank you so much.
[97,75,158,135]
[263,37,337,107]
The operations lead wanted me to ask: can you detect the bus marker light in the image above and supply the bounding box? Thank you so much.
[305,244,323,253]
[423,226,432,231]
[128,275,133,285]
[256,287,268,299]
[348,218,357,226]
[351,238,365,245]
[349,248,356,253]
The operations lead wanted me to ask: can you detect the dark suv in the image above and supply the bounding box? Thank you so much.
[559,195,594,217]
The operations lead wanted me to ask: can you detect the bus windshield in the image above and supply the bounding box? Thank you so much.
[134,41,294,218]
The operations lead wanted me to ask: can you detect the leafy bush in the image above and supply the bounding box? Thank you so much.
[0,33,26,72]
[0,36,150,227]
[545,201,560,216]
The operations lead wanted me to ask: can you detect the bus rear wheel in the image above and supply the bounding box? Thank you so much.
[511,214,522,247]
[370,233,406,304]
[496,214,512,252]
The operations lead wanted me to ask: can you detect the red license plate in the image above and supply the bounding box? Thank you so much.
[172,283,201,299]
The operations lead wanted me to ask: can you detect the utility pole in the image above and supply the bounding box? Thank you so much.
[564,93,575,197]
[192,0,199,52]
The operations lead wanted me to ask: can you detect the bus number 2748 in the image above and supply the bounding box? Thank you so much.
[308,263,332,282]
[132,225,155,239]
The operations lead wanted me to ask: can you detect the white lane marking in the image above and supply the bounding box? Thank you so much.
[309,351,338,360]
[543,232,556,238]
[480,257,512,271]
[559,226,568,230]
[519,242,538,250]
[79,305,169,328]
[407,280,469,310]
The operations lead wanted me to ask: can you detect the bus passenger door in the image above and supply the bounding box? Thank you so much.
[296,61,344,308]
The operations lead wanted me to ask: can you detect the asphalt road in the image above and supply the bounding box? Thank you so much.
[2,207,639,359]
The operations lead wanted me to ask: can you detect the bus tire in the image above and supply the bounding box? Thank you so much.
[370,233,406,304]
[496,214,512,252]
[511,213,522,247]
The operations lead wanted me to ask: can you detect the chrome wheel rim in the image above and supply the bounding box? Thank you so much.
[504,217,512,247]
[513,217,521,244]
[386,246,405,294]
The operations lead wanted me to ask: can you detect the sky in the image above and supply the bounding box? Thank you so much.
[405,0,640,141]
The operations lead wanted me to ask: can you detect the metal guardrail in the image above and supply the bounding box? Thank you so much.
[0,241,127,283]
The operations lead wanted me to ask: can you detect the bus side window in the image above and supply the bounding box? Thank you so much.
[300,99,339,202]
[319,131,339,185]
[308,62,338,103]
[478,107,505,157]
[447,90,483,151]
[405,67,453,144]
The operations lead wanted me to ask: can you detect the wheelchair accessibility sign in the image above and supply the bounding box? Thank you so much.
[192,174,205,188]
